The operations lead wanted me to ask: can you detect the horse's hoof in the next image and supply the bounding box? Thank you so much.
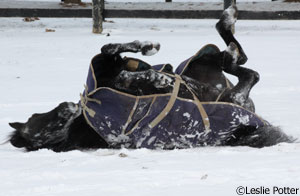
[220,5,238,31]
[141,41,160,56]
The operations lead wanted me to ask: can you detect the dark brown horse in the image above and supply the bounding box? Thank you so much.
[8,6,292,152]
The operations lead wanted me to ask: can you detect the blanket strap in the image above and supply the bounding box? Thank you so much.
[183,82,211,132]
[125,96,157,136]
[148,74,181,129]
[215,77,231,102]
[215,88,227,102]
[121,97,140,135]
[80,85,99,118]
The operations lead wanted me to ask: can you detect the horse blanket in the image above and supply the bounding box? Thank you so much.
[80,46,267,149]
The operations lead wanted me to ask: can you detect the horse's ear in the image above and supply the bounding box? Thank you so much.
[9,122,25,130]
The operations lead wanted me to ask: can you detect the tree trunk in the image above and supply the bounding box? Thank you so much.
[224,0,236,10]
[92,0,104,34]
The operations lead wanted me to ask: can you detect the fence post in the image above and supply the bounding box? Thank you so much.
[92,0,104,34]
[224,0,236,34]
[63,0,81,3]
[166,0,172,2]
[224,0,236,10]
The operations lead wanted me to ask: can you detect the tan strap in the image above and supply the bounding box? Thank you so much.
[225,77,231,88]
[126,59,139,71]
[215,88,227,102]
[125,96,157,136]
[158,64,168,72]
[80,85,97,118]
[121,97,139,135]
[215,77,231,102]
[90,63,98,91]
[148,74,181,129]
[183,83,211,132]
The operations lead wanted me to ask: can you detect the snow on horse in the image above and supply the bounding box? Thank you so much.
[8,6,292,152]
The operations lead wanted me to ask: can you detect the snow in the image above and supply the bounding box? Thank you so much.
[226,42,239,64]
[183,112,191,118]
[16,0,272,2]
[1,17,300,195]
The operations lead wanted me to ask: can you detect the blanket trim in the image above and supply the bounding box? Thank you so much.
[177,44,220,76]
[90,63,98,91]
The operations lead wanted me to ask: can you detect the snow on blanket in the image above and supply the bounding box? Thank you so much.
[82,60,266,149]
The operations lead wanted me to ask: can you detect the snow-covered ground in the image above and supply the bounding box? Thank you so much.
[16,0,272,2]
[1,17,300,195]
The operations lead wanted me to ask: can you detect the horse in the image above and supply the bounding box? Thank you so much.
[8,6,292,152]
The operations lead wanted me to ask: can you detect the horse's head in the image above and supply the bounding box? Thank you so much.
[9,102,81,150]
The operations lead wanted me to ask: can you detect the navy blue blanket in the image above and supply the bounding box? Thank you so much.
[80,47,266,149]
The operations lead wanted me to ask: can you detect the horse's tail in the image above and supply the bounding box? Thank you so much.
[225,125,295,148]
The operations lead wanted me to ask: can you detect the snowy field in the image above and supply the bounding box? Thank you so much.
[1,17,300,195]
[17,0,272,2]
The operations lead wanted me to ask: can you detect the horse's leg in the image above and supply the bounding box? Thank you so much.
[101,40,160,56]
[216,5,248,65]
[93,41,161,88]
[218,43,259,111]
[214,11,291,146]
[178,6,246,95]
[214,6,259,110]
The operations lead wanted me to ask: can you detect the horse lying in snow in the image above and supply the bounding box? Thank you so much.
[8,6,292,152]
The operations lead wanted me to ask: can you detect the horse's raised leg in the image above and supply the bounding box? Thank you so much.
[101,40,160,56]
[218,43,259,111]
[91,40,160,88]
[216,6,259,111]
[216,5,247,65]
